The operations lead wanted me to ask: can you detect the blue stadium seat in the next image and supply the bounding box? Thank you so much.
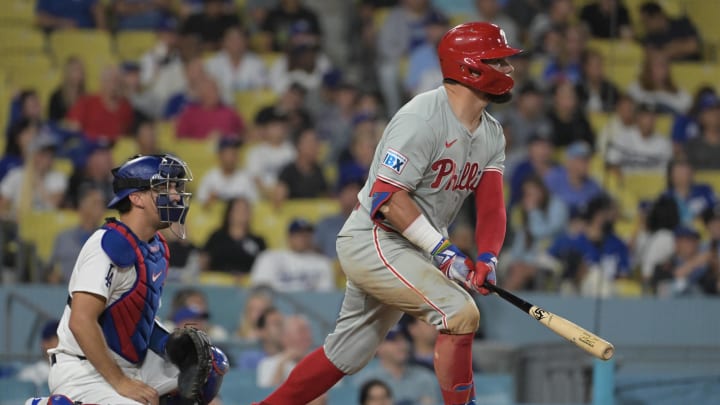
[474,373,515,405]
[328,382,358,405]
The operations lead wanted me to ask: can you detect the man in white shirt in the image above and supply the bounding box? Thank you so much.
[244,109,296,195]
[606,103,672,173]
[205,25,268,105]
[250,218,335,292]
[256,315,314,388]
[197,137,258,206]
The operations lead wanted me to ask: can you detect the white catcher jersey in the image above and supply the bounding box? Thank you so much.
[350,86,506,236]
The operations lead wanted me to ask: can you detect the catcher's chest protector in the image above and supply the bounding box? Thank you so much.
[98,219,170,364]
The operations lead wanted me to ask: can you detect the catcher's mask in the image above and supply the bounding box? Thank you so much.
[108,154,193,238]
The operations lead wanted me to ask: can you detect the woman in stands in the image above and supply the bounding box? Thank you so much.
[663,159,717,226]
[627,49,691,115]
[48,56,86,122]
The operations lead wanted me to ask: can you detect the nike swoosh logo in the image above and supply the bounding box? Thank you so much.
[445,139,457,148]
[152,272,162,282]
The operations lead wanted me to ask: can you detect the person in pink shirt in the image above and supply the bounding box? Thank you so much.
[175,76,245,139]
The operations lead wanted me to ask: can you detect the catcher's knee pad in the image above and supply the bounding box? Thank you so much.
[25,395,78,405]
[202,346,229,402]
[445,300,480,334]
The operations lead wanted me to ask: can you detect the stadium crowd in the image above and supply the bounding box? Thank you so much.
[1,0,720,403]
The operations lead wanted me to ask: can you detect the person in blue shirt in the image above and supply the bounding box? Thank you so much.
[35,0,106,31]
[113,0,173,31]
[509,133,556,206]
[544,140,604,212]
[663,159,717,226]
[671,87,718,148]
[314,179,362,259]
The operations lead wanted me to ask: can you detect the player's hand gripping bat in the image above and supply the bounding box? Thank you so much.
[483,282,615,360]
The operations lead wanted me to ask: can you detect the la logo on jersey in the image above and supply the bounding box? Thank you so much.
[382,149,407,174]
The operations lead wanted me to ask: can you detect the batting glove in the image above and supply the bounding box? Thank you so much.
[473,253,498,295]
[432,239,475,289]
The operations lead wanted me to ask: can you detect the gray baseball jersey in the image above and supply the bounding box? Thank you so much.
[325,86,507,375]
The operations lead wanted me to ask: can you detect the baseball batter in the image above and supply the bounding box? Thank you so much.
[255,22,520,405]
[27,154,227,405]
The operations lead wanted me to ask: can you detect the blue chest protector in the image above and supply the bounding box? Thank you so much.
[98,219,169,364]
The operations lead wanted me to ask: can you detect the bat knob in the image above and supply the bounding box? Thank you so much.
[602,345,615,360]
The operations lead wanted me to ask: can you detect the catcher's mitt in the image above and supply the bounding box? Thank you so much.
[165,326,213,403]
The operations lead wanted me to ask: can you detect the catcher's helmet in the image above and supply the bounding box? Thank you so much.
[108,154,193,226]
[438,22,522,95]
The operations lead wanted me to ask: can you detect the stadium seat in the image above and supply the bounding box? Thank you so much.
[670,63,720,95]
[235,89,279,125]
[605,64,639,90]
[115,31,156,62]
[112,137,139,165]
[684,0,720,52]
[588,111,610,134]
[156,120,176,150]
[53,158,74,177]
[0,0,34,26]
[251,199,340,249]
[19,210,79,262]
[4,65,60,113]
[0,27,46,55]
[623,172,666,202]
[587,39,644,66]
[49,30,117,92]
[0,378,38,405]
[163,138,217,181]
[654,113,673,137]
[694,170,720,194]
[0,53,54,73]
[259,52,283,70]
[185,201,225,247]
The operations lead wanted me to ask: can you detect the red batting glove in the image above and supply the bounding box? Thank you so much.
[473,253,498,295]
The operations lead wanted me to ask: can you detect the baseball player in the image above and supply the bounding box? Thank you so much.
[27,154,227,405]
[254,22,520,405]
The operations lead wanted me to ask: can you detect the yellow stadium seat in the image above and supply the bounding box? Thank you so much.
[115,31,156,61]
[259,52,283,70]
[0,53,53,72]
[0,76,10,135]
[250,199,340,249]
[670,63,720,95]
[5,67,60,113]
[623,172,666,202]
[50,30,115,64]
[373,7,390,29]
[684,0,720,44]
[185,202,225,247]
[112,137,139,164]
[588,111,611,134]
[20,210,79,262]
[605,64,639,90]
[654,113,673,138]
[163,138,217,182]
[156,121,176,150]
[235,89,279,125]
[82,56,121,93]
[587,39,644,66]
[450,14,470,27]
[53,158,74,177]
[198,271,239,286]
[0,27,45,55]
[0,0,34,26]
[694,170,720,194]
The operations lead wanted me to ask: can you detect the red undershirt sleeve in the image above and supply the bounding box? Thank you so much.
[474,170,506,257]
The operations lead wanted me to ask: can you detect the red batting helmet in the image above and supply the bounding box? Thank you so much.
[438,22,522,95]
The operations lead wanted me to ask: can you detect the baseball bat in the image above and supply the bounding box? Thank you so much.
[483,282,615,360]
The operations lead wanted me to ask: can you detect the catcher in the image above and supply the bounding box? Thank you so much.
[27,154,227,405]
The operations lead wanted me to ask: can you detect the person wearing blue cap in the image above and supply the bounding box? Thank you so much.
[249,218,335,292]
[260,0,322,52]
[543,141,604,212]
[653,225,707,297]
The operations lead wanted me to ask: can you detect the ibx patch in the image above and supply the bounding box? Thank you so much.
[382,149,407,174]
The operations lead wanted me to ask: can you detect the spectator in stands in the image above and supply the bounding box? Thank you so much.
[120,62,155,118]
[0,131,67,217]
[376,0,443,115]
[684,103,720,170]
[546,80,595,147]
[470,0,520,49]
[633,194,680,286]
[543,24,587,86]
[180,0,240,51]
[404,11,448,97]
[172,305,229,341]
[48,57,86,123]
[499,83,552,154]
[509,134,556,206]
[260,0,323,52]
[205,25,268,105]
[528,0,574,51]
[197,137,258,207]
[245,109,296,197]
[237,306,285,370]
[548,194,630,296]
[314,179,363,259]
[337,118,379,185]
[544,141,604,211]
[662,159,717,226]
[139,17,179,87]
[627,49,691,115]
[63,141,114,208]
[352,325,440,405]
[699,205,720,295]
[0,118,38,182]
[314,72,358,156]
[162,57,208,119]
[268,21,333,95]
[16,319,58,391]
[401,315,438,372]
[235,287,274,341]
[672,87,718,152]
[179,0,235,18]
[49,186,105,283]
[113,0,173,31]
[145,34,203,117]
[6,90,44,136]
[638,1,702,61]
[575,49,620,113]
[35,0,107,31]
[257,315,316,388]
[504,175,569,291]
[175,77,245,139]
[66,65,134,143]
[358,379,394,405]
[652,226,707,296]
[132,119,161,156]
[275,127,329,203]
[161,226,200,282]
[606,103,672,174]
[579,0,633,39]
[597,93,637,155]
[201,197,267,275]
[265,83,314,140]
[250,218,335,292]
